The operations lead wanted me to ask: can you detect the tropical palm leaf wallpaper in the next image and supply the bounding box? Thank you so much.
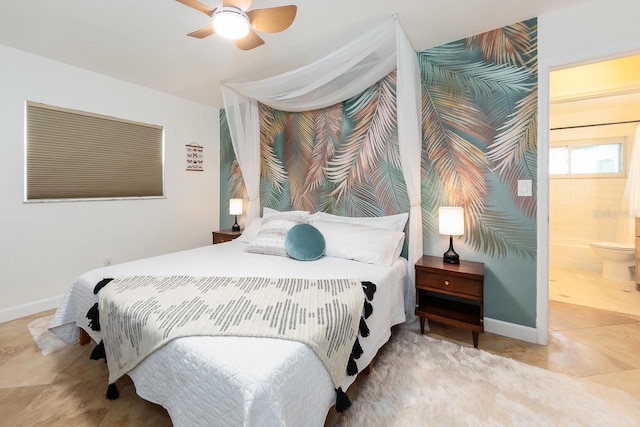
[220,18,538,327]
[220,73,409,218]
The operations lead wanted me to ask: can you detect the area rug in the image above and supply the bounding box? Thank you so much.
[336,330,640,426]
[28,315,71,356]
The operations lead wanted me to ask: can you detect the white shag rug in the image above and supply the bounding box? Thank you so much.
[336,329,640,427]
[28,316,71,356]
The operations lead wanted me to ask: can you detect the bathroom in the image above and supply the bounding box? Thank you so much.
[549,54,640,317]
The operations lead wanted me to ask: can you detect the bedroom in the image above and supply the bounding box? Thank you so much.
[1,0,640,425]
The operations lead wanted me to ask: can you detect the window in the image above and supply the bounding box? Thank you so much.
[26,102,164,201]
[549,138,624,177]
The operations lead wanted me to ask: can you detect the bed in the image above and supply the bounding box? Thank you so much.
[49,213,408,427]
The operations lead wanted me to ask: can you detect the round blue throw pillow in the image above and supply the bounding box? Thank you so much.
[285,224,326,261]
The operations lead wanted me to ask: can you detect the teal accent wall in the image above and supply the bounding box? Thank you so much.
[220,18,538,328]
[219,109,235,230]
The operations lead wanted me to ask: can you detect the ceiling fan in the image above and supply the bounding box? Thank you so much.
[176,0,297,50]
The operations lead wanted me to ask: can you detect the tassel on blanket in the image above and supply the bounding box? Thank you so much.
[363,299,373,319]
[86,303,100,331]
[335,387,351,412]
[106,383,119,400]
[88,277,113,333]
[93,277,114,294]
[361,281,376,301]
[351,337,363,360]
[359,317,370,337]
[90,340,106,361]
[346,355,358,376]
[95,277,120,402]
[346,280,376,379]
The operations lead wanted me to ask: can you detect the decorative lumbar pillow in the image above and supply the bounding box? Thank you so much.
[285,224,326,261]
[235,217,262,243]
[245,210,310,257]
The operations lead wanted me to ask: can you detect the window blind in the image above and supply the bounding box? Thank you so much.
[26,102,164,200]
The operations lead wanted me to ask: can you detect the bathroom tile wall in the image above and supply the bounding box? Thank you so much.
[550,177,627,242]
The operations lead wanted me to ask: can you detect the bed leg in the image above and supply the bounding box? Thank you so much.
[78,327,91,345]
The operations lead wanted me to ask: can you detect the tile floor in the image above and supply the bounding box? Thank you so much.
[544,267,640,400]
[1,269,639,425]
[550,267,640,317]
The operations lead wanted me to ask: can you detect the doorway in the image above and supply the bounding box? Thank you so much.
[548,56,640,317]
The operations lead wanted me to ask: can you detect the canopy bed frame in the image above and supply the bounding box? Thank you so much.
[50,16,424,426]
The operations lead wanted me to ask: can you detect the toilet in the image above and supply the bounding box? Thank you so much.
[589,241,636,282]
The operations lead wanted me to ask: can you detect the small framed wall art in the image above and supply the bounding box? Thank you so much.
[186,142,203,171]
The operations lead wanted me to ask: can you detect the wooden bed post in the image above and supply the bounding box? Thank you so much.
[362,361,374,375]
[78,327,91,345]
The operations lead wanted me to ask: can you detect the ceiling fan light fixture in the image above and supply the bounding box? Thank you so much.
[213,7,250,40]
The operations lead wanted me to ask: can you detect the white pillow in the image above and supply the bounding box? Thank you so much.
[235,217,262,243]
[263,207,313,218]
[263,207,280,218]
[311,212,409,232]
[245,211,310,257]
[312,220,405,266]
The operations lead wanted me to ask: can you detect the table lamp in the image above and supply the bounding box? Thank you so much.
[229,198,243,232]
[439,207,464,264]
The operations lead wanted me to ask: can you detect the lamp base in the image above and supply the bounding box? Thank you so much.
[443,253,460,264]
[443,235,460,264]
[232,216,240,232]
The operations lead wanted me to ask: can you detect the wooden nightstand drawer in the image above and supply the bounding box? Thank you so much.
[416,270,482,298]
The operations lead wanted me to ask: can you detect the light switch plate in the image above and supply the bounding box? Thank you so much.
[517,180,532,197]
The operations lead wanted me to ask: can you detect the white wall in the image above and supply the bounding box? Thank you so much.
[536,0,640,342]
[0,44,220,321]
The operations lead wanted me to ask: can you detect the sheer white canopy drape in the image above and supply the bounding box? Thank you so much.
[221,17,422,321]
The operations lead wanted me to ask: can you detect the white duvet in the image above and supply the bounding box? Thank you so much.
[50,241,407,427]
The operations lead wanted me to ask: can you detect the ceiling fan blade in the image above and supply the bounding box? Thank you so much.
[223,0,253,11]
[236,30,265,50]
[175,0,215,17]
[187,25,216,39]
[248,5,297,33]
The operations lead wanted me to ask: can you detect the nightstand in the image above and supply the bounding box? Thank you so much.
[212,229,242,244]
[415,255,485,348]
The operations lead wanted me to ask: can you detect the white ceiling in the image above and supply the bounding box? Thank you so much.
[0,0,590,109]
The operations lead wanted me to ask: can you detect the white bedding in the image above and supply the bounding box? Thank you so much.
[50,241,407,427]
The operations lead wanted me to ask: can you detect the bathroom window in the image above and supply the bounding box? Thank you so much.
[550,138,624,177]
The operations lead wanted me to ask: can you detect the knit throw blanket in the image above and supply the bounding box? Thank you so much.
[98,275,368,392]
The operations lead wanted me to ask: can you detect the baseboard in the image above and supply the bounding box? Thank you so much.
[484,317,539,344]
[0,295,63,324]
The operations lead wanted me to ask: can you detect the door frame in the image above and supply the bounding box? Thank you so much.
[536,43,640,345]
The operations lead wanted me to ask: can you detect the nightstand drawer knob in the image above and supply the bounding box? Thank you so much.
[444,280,450,286]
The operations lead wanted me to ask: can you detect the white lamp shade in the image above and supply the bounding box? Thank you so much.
[229,198,243,216]
[439,207,464,236]
[213,7,250,40]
